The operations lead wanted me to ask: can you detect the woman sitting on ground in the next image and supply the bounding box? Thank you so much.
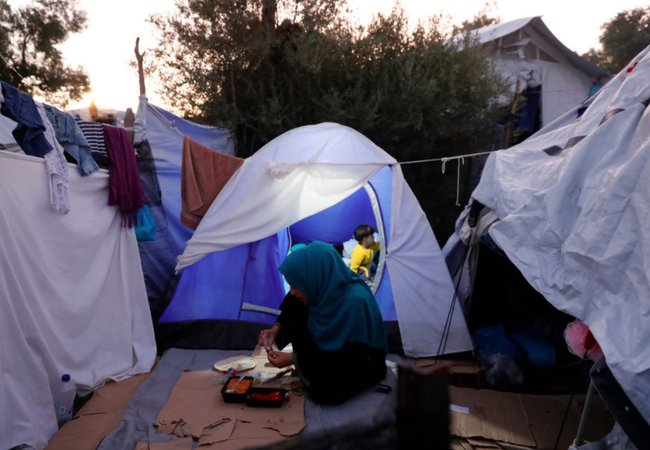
[258,241,388,405]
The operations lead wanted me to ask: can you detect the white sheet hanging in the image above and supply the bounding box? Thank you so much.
[0,151,156,449]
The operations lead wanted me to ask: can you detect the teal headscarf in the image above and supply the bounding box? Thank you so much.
[279,241,388,352]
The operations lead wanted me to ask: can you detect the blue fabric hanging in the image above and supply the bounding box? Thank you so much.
[135,205,156,241]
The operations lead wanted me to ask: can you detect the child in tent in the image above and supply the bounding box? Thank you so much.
[258,241,387,404]
[349,224,380,282]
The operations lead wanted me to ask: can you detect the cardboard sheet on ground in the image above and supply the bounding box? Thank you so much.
[46,373,150,450]
[135,438,193,450]
[154,370,304,449]
[450,387,536,447]
[449,386,613,449]
[96,349,396,449]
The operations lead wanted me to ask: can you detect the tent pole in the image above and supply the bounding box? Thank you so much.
[572,380,597,447]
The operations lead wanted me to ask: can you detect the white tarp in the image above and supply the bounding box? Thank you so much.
[474,16,535,44]
[473,16,604,128]
[0,152,156,449]
[176,123,395,267]
[176,122,473,357]
[472,46,650,422]
[539,60,594,128]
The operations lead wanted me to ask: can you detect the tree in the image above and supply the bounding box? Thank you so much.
[150,0,356,153]
[582,7,650,73]
[151,0,506,240]
[453,1,500,34]
[0,0,90,106]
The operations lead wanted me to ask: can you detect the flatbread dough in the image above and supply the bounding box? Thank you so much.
[213,356,257,372]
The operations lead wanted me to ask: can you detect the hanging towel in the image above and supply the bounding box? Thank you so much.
[103,125,146,227]
[180,136,243,230]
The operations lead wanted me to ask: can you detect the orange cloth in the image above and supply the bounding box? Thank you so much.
[181,137,244,229]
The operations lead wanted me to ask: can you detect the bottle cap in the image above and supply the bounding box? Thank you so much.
[61,374,71,382]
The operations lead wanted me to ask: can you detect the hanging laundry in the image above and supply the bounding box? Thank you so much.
[35,102,70,214]
[75,118,110,168]
[517,88,541,134]
[103,124,145,227]
[134,138,163,210]
[0,111,22,153]
[0,81,53,157]
[180,136,244,230]
[43,104,99,176]
[134,204,157,241]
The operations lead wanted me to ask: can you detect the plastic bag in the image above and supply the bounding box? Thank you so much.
[564,319,603,361]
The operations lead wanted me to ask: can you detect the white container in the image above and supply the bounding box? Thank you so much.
[53,373,75,428]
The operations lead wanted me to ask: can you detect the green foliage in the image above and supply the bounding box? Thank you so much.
[0,0,89,106]
[151,0,507,240]
[582,7,650,73]
[453,1,500,34]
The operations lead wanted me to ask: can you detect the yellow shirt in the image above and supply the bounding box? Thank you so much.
[349,242,380,278]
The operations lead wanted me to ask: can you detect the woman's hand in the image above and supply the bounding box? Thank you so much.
[258,323,281,351]
[267,350,294,368]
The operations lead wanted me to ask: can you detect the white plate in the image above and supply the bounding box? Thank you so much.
[212,356,257,372]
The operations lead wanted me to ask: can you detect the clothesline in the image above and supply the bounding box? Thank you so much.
[507,88,595,94]
[2,71,490,207]
[1,80,145,224]
[397,149,496,206]
[0,53,25,80]
[397,149,495,167]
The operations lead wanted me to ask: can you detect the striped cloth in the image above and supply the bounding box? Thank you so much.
[75,118,110,168]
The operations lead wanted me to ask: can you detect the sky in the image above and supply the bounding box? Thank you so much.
[5,0,649,111]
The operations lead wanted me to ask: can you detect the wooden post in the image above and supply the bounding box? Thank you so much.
[134,37,146,96]
[397,363,450,449]
[124,108,135,145]
[129,37,147,146]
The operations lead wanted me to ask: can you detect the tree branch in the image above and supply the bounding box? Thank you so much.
[134,37,146,95]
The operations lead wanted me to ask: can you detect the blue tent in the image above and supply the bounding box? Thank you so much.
[169,122,472,357]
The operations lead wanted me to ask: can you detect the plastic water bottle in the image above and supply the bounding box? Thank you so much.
[53,373,75,427]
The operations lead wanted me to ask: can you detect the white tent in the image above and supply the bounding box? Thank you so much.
[176,122,473,358]
[473,16,608,127]
[456,46,650,423]
[0,150,156,449]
